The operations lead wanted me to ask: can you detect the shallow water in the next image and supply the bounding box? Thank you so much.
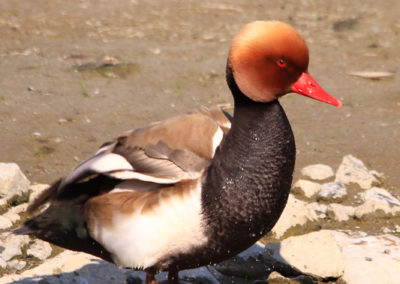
[0,0,399,194]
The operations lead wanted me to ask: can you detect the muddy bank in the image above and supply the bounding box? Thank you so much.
[0,0,399,193]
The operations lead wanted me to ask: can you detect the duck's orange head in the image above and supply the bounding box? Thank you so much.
[228,21,341,107]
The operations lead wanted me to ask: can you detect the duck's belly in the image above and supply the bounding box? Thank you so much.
[84,180,208,269]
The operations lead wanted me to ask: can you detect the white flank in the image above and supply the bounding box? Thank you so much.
[90,181,207,269]
[64,153,133,185]
[211,127,224,156]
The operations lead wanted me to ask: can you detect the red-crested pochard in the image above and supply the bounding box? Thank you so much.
[14,21,341,284]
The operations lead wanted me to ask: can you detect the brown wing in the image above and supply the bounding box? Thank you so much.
[61,107,231,188]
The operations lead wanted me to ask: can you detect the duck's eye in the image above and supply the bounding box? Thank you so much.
[277,59,287,68]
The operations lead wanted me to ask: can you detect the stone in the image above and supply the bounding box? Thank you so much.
[7,259,27,270]
[29,184,49,202]
[327,204,356,222]
[292,179,321,198]
[27,239,53,260]
[0,257,6,269]
[0,163,30,203]
[331,231,400,284]
[0,215,13,230]
[0,251,126,284]
[0,233,30,261]
[266,271,292,283]
[308,202,328,219]
[3,211,20,225]
[271,194,318,239]
[355,187,400,219]
[318,181,347,201]
[335,155,380,189]
[301,164,334,181]
[264,230,345,279]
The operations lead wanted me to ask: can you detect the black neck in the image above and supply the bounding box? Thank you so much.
[201,65,296,256]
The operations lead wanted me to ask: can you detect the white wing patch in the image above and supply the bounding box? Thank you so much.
[211,127,224,157]
[90,180,207,269]
[63,153,134,185]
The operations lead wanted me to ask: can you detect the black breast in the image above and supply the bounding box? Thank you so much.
[161,67,296,271]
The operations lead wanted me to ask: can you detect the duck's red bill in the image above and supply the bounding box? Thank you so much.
[291,72,342,108]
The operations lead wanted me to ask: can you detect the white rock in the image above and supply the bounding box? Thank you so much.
[264,230,345,278]
[8,203,28,214]
[0,163,30,202]
[0,251,128,284]
[0,257,6,269]
[0,233,30,261]
[27,239,53,260]
[271,194,318,238]
[355,187,400,219]
[3,211,20,224]
[327,204,356,222]
[308,202,329,219]
[335,155,379,189]
[292,179,321,198]
[301,164,334,181]
[7,259,26,270]
[331,231,400,284]
[0,198,6,207]
[29,183,49,202]
[0,215,13,230]
[318,181,347,201]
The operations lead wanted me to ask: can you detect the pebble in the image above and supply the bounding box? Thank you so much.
[0,215,13,230]
[301,164,334,181]
[335,155,380,189]
[355,187,400,219]
[27,239,53,260]
[7,259,26,270]
[0,233,30,261]
[271,194,318,239]
[0,163,31,202]
[318,181,347,201]
[327,203,356,222]
[292,179,321,198]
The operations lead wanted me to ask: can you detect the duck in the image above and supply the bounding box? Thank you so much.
[14,20,341,284]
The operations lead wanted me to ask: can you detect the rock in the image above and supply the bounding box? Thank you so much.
[318,181,347,202]
[29,183,49,202]
[0,215,13,230]
[7,259,27,270]
[301,164,334,181]
[0,198,7,209]
[271,194,318,239]
[308,202,328,219]
[331,231,400,284]
[0,257,6,269]
[355,187,400,219]
[266,271,292,283]
[9,202,28,214]
[292,179,321,198]
[264,230,345,279]
[0,163,31,203]
[335,155,380,189]
[0,251,128,284]
[0,233,30,261]
[327,204,356,222]
[27,239,53,260]
[3,211,20,225]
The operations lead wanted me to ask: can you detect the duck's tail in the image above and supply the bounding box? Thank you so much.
[13,176,118,263]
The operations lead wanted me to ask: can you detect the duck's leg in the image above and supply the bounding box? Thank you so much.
[145,270,159,284]
[167,268,179,284]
